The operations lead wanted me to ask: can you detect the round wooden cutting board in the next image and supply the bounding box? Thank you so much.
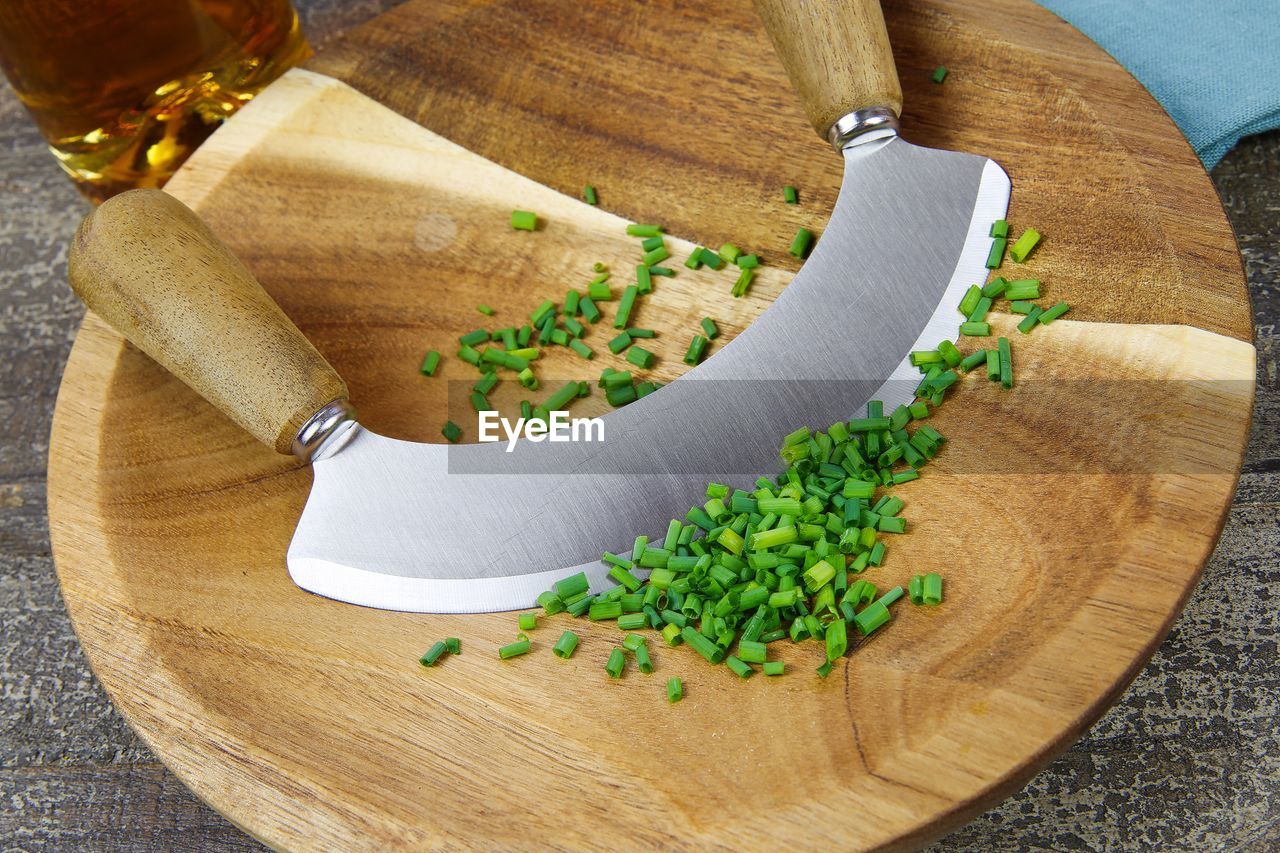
[48,0,1255,848]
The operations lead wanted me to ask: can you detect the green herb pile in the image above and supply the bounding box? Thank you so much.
[420,186,1069,701]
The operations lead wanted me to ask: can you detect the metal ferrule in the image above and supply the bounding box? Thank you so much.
[292,398,358,463]
[827,106,900,151]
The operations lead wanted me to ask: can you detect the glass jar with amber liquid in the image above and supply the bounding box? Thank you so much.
[0,0,310,202]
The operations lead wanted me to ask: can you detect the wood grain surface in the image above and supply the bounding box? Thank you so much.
[46,0,1256,848]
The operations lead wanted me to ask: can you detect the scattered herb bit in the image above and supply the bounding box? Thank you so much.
[1039,301,1071,324]
[441,421,461,443]
[419,350,441,376]
[609,331,633,354]
[1004,279,1041,300]
[626,223,663,238]
[583,185,598,205]
[931,66,948,84]
[518,613,538,631]
[626,346,655,369]
[510,210,538,231]
[986,237,1006,269]
[684,335,709,366]
[1017,306,1044,333]
[922,573,943,606]
[499,634,531,659]
[667,677,683,702]
[960,321,991,336]
[1009,228,1041,263]
[419,641,448,667]
[736,253,760,269]
[789,227,815,258]
[783,185,798,204]
[477,304,494,316]
[700,317,720,340]
[553,631,580,658]
[989,219,1008,238]
[605,647,626,678]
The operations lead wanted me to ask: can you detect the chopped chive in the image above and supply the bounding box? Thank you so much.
[617,613,648,631]
[960,321,991,336]
[763,661,784,676]
[1004,279,1041,300]
[641,235,665,253]
[579,296,602,323]
[615,285,639,329]
[636,265,653,294]
[537,590,565,615]
[530,300,555,327]
[998,336,1012,389]
[589,599,623,621]
[609,331,633,354]
[783,185,798,204]
[667,677,683,702]
[1017,306,1044,334]
[605,647,626,678]
[737,639,767,664]
[588,281,612,301]
[684,250,703,270]
[1010,300,1036,314]
[419,350,441,376]
[643,245,670,266]
[736,254,760,269]
[958,284,982,316]
[441,421,461,443]
[986,349,1000,381]
[1009,228,1041,263]
[626,346,655,369]
[511,210,538,231]
[726,655,754,678]
[789,227,815,258]
[460,329,489,347]
[931,65,948,84]
[445,637,461,655]
[825,616,848,661]
[816,660,833,678]
[499,634,531,659]
[967,296,992,323]
[700,317,720,339]
[990,219,1008,238]
[606,385,637,407]
[626,224,663,238]
[477,304,494,316]
[960,349,989,372]
[627,328,656,339]
[908,575,925,604]
[554,571,589,600]
[473,372,498,394]
[553,630,580,658]
[518,612,538,631]
[922,573,943,605]
[698,247,725,270]
[937,340,962,367]
[583,185,598,205]
[569,338,594,359]
[718,244,742,264]
[981,276,1008,298]
[649,265,675,277]
[419,641,447,667]
[684,335,709,366]
[1039,301,1071,324]
[634,643,654,673]
[732,267,755,298]
[986,237,1006,269]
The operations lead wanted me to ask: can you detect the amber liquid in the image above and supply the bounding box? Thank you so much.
[0,0,311,202]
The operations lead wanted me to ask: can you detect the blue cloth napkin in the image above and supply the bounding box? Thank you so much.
[1036,0,1280,169]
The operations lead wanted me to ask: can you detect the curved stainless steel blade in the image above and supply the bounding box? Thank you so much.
[288,137,1009,612]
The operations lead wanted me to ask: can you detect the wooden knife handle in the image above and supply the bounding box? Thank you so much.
[752,0,902,143]
[68,189,349,456]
